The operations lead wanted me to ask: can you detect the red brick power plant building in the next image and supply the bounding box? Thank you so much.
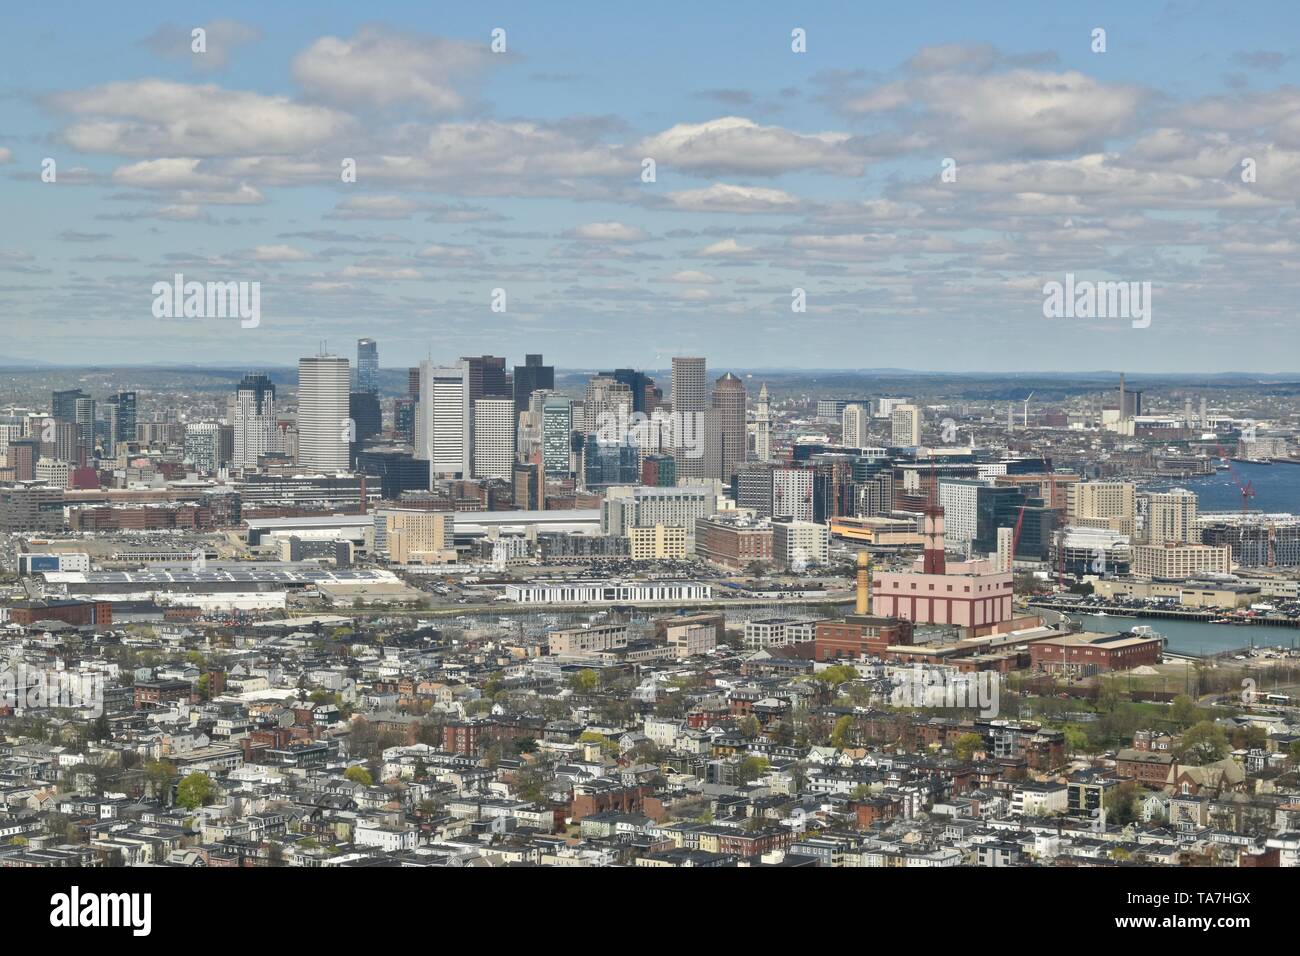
[813,552,915,661]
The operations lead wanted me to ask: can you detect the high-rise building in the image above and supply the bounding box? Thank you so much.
[472,397,516,480]
[356,338,379,395]
[51,389,86,424]
[754,383,772,462]
[671,356,707,480]
[1148,489,1199,545]
[233,374,279,469]
[842,402,871,448]
[297,355,351,471]
[772,467,815,522]
[706,372,746,482]
[461,355,510,404]
[891,404,921,447]
[184,422,221,472]
[418,360,471,482]
[103,391,137,449]
[1071,481,1137,535]
[542,396,573,476]
[513,353,555,415]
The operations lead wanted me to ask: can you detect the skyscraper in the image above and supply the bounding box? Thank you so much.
[472,397,516,480]
[671,357,707,480]
[184,422,221,473]
[542,396,573,476]
[419,360,472,482]
[706,372,747,481]
[233,373,279,468]
[513,353,554,415]
[842,403,870,448]
[297,355,351,471]
[1148,489,1199,545]
[356,338,379,395]
[754,383,772,462]
[891,404,921,447]
[461,355,510,404]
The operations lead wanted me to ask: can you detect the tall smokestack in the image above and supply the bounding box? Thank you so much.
[855,551,872,615]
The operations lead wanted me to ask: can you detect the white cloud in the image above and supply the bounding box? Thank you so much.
[292,27,494,114]
[662,183,802,214]
[638,117,864,175]
[50,80,353,157]
[562,222,649,242]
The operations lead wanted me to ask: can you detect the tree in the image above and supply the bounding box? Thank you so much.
[176,772,213,811]
[736,756,769,784]
[816,665,859,687]
[1289,740,1300,767]
[1178,721,1229,766]
[953,732,983,763]
[143,760,178,802]
[1104,780,1141,826]
[1231,725,1267,751]
[1064,725,1090,756]
[830,715,854,749]
[738,715,761,740]
[344,765,373,786]
[1169,695,1200,728]
[568,669,599,693]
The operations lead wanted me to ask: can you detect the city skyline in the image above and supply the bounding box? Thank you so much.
[5,2,1300,371]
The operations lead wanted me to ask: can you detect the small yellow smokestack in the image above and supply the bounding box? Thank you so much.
[855,551,872,616]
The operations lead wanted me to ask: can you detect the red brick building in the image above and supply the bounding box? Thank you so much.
[814,614,914,661]
[1029,631,1163,676]
[8,599,112,628]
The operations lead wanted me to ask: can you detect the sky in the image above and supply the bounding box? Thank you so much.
[2,1,1300,372]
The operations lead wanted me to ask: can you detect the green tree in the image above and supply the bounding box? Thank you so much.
[736,756,770,784]
[1104,780,1141,826]
[953,732,983,763]
[830,715,854,749]
[176,772,213,811]
[1178,721,1230,766]
[344,765,374,786]
[1169,695,1199,728]
[1064,725,1090,756]
[816,665,859,687]
[1289,740,1300,767]
[568,669,599,693]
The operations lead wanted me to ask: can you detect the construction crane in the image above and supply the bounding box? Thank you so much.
[1214,442,1256,516]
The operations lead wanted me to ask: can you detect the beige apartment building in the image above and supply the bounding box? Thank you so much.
[628,524,688,560]
[378,509,456,565]
[1147,489,1199,545]
[1071,481,1136,535]
[1131,543,1230,580]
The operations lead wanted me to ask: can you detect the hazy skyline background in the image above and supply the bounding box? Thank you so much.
[4,1,1300,371]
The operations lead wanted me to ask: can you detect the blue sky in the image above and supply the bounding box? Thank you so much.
[3,1,1300,371]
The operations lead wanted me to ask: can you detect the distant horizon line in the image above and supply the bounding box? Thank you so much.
[1,362,1297,380]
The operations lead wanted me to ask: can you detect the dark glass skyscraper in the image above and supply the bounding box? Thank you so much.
[356,338,379,395]
[513,353,554,414]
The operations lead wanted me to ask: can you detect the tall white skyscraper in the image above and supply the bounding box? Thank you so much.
[472,397,516,480]
[233,373,279,469]
[419,360,471,483]
[297,355,350,471]
[842,402,871,447]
